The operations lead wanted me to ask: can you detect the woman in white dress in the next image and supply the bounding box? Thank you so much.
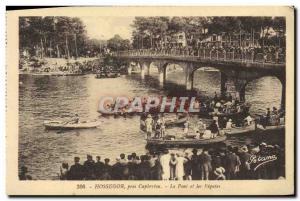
[160,150,171,180]
[176,153,186,180]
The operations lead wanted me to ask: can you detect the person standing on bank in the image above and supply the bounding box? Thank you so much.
[176,153,186,180]
[169,153,178,180]
[199,148,212,180]
[67,157,84,180]
[83,155,96,180]
[94,156,104,179]
[160,149,171,180]
[191,149,201,180]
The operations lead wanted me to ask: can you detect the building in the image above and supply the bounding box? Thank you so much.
[161,31,187,47]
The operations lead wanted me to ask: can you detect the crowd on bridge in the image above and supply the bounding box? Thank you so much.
[120,44,285,64]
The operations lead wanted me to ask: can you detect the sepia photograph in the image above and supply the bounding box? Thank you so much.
[6,6,295,196]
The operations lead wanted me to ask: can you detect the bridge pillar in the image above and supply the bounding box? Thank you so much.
[138,62,145,79]
[140,61,151,79]
[156,62,167,87]
[184,63,194,90]
[127,65,132,75]
[221,72,228,97]
[146,65,150,76]
[234,79,247,102]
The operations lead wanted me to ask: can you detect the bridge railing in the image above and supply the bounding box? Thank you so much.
[114,49,285,64]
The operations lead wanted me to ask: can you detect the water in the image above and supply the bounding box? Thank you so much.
[19,71,283,180]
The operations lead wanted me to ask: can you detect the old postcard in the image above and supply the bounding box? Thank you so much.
[6,6,294,196]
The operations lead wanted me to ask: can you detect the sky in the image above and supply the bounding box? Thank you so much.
[80,16,135,40]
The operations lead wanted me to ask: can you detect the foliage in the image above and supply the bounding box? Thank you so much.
[107,34,131,51]
[131,16,286,48]
[19,16,89,58]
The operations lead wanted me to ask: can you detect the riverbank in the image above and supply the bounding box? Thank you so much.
[19,57,100,75]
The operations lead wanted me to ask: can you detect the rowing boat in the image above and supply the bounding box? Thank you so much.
[224,123,284,135]
[44,120,100,130]
[223,124,256,135]
[146,135,227,146]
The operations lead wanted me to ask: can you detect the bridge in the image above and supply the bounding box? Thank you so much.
[114,48,286,108]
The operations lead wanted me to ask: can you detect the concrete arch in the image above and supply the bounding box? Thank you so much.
[191,66,223,96]
[163,63,186,86]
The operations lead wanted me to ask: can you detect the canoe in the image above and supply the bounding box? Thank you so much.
[223,124,256,135]
[146,135,227,146]
[224,123,285,135]
[44,120,100,130]
[164,114,188,127]
[256,124,285,131]
[95,72,120,79]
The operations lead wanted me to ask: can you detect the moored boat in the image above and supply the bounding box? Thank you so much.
[44,120,100,130]
[223,124,256,135]
[146,135,227,146]
[223,123,284,135]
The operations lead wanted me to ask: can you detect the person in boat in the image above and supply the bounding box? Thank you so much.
[244,115,253,126]
[266,108,271,126]
[183,120,189,136]
[209,120,219,138]
[212,115,219,128]
[197,119,206,132]
[156,115,166,138]
[213,92,219,102]
[224,100,233,113]
[225,119,234,129]
[272,107,278,115]
[145,114,154,139]
[60,162,69,180]
[219,117,227,129]
[68,114,80,124]
[67,157,84,180]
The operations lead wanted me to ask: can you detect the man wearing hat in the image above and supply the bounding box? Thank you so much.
[190,149,201,180]
[68,157,84,180]
[239,145,251,179]
[83,154,96,180]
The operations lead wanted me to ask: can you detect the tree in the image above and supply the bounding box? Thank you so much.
[107,34,131,51]
[19,16,89,58]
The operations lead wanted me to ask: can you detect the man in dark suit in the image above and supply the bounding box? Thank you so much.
[67,157,84,180]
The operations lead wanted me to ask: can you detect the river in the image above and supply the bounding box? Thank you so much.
[19,70,283,179]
